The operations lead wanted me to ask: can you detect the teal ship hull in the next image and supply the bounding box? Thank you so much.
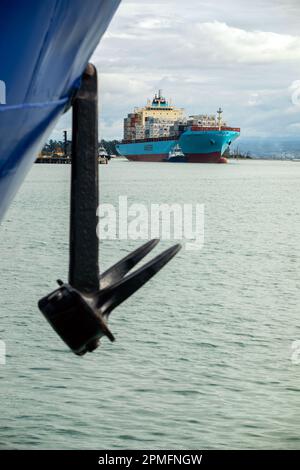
[117,127,240,163]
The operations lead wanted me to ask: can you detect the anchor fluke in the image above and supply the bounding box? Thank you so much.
[38,240,181,356]
[100,238,160,289]
[98,242,181,316]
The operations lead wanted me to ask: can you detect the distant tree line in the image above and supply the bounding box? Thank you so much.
[42,139,119,156]
[99,139,119,155]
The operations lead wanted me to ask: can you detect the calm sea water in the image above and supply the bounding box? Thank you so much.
[0,159,300,450]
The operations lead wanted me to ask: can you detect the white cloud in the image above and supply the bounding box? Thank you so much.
[49,0,300,141]
[138,18,175,29]
[247,93,261,107]
[193,21,300,64]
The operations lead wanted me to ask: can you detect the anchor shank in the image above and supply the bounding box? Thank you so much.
[69,64,99,293]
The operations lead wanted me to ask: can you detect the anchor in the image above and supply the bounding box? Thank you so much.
[38,64,181,355]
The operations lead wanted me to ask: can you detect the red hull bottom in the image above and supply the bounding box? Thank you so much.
[126,154,167,162]
[125,152,227,163]
[185,152,227,163]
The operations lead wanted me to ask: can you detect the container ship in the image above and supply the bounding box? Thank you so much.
[116,91,240,163]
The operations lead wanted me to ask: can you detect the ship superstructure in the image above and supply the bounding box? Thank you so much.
[117,91,240,163]
[124,90,184,141]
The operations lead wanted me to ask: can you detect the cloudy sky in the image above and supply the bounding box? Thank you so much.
[51,0,300,142]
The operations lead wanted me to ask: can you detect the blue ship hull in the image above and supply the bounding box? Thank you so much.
[117,128,240,163]
[117,138,178,162]
[0,0,121,222]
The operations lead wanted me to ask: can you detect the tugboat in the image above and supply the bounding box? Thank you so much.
[98,144,109,164]
[165,144,186,162]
